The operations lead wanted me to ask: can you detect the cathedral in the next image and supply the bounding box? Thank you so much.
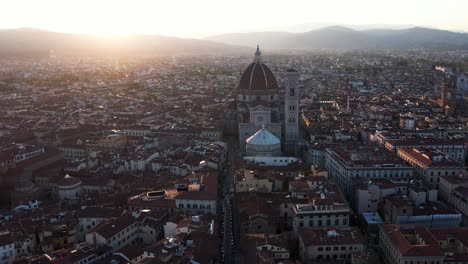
[227,46,300,156]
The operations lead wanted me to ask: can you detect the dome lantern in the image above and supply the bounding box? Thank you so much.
[254,44,262,63]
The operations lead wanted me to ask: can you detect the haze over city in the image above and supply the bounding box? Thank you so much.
[1,0,468,37]
[2,1,468,264]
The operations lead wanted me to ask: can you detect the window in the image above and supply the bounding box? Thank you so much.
[289,88,295,96]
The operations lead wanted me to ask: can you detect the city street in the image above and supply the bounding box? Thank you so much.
[219,139,240,263]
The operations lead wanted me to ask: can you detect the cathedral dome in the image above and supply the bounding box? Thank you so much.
[238,46,279,92]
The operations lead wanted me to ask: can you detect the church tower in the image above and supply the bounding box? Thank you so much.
[284,69,300,155]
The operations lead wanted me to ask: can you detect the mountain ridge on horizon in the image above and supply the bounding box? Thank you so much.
[0,28,251,58]
[206,25,468,50]
[1,25,468,58]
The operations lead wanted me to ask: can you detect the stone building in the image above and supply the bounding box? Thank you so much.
[235,46,300,156]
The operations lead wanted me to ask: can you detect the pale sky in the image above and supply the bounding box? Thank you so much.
[1,0,467,37]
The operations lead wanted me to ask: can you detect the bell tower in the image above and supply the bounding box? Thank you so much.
[284,69,300,155]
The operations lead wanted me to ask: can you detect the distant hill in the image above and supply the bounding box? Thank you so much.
[0,29,250,58]
[207,26,468,50]
[207,32,294,48]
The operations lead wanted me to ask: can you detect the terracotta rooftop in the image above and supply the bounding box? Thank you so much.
[175,171,218,201]
[93,213,136,239]
[398,147,463,168]
[299,227,364,247]
[381,224,444,257]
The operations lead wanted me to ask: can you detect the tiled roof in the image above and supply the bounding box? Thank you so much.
[239,61,278,91]
[299,227,364,246]
[381,224,444,257]
[93,213,135,239]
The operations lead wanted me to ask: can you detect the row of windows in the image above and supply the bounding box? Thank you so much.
[315,254,351,260]
[298,218,348,227]
[318,246,355,251]
[178,204,212,209]
[428,170,461,177]
[404,261,440,264]
[2,251,13,258]
[0,244,13,249]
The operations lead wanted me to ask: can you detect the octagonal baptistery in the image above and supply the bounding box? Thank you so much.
[246,128,281,157]
[237,45,279,103]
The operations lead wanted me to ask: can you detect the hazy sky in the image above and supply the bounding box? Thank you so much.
[1,0,467,37]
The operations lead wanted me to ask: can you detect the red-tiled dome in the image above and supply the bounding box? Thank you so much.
[238,46,278,91]
[239,63,279,91]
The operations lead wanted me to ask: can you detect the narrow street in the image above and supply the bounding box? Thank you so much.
[219,138,240,263]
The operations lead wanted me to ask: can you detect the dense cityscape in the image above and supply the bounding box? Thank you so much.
[2,33,468,264]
